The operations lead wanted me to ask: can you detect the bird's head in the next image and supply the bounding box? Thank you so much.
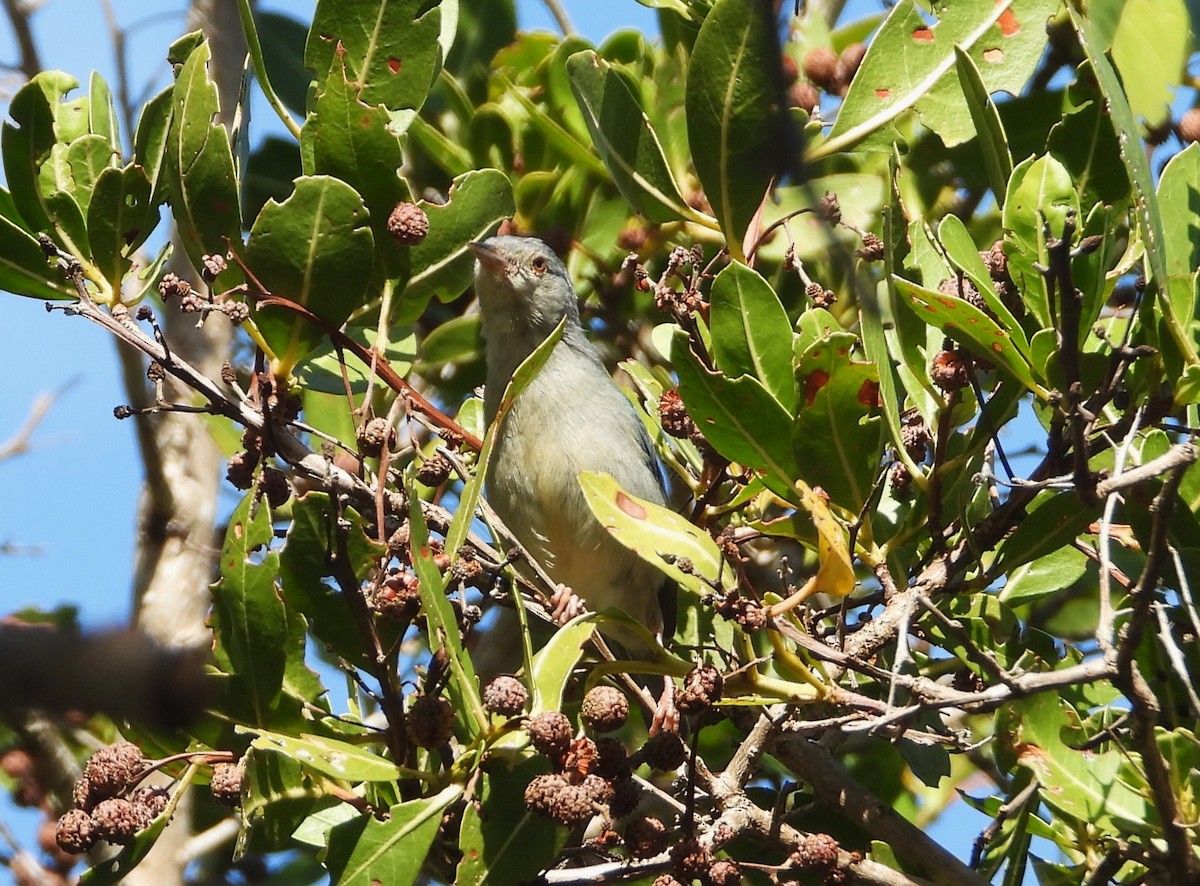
[468,236,579,335]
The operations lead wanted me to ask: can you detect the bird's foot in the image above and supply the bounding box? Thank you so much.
[649,677,679,735]
[549,583,585,626]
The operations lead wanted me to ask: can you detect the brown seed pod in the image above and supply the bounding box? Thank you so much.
[483,675,529,717]
[581,686,630,733]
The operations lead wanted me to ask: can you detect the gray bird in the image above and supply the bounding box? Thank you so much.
[467,235,668,650]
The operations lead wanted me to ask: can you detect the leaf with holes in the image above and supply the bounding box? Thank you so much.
[893,276,1047,397]
[244,729,402,783]
[166,38,243,292]
[87,164,156,292]
[325,786,462,886]
[392,169,514,323]
[819,0,1057,156]
[210,492,287,726]
[246,175,374,375]
[792,336,884,513]
[301,50,412,280]
[579,470,737,598]
[305,0,448,112]
[685,0,788,260]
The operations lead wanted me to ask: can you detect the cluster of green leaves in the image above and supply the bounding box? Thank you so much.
[5,0,1200,883]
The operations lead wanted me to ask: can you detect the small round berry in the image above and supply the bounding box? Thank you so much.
[856,232,885,262]
[670,837,714,881]
[1179,108,1200,143]
[210,760,244,808]
[84,741,144,801]
[659,389,697,440]
[157,273,192,300]
[387,202,430,246]
[803,46,839,91]
[527,711,573,760]
[483,675,529,717]
[524,773,594,826]
[406,695,455,748]
[593,737,630,780]
[624,815,668,858]
[581,686,629,733]
[55,809,96,854]
[201,253,228,282]
[677,664,724,715]
[836,42,868,88]
[708,859,743,886]
[930,349,970,393]
[788,81,820,113]
[642,731,687,771]
[358,417,396,458]
[416,452,453,487]
[370,572,422,622]
[91,798,141,844]
[129,785,170,827]
[790,831,840,872]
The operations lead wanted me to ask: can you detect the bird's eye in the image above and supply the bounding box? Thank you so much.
[531,256,548,275]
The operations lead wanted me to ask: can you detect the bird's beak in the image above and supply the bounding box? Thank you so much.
[467,241,508,273]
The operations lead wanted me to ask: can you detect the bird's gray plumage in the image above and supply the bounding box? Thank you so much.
[469,235,667,641]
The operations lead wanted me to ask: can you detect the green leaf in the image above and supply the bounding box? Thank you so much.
[1001,154,1079,331]
[892,276,1047,397]
[87,71,120,148]
[133,87,173,208]
[166,39,243,292]
[239,749,320,855]
[1047,91,1129,209]
[672,329,798,503]
[406,470,488,738]
[244,729,402,783]
[566,49,702,226]
[295,324,417,395]
[87,164,155,291]
[246,175,375,374]
[306,0,446,112]
[1000,545,1089,606]
[953,45,1012,203]
[936,213,1027,354]
[0,188,74,299]
[456,756,562,886]
[393,169,514,322]
[1000,694,1152,834]
[685,0,786,259]
[793,335,884,513]
[210,492,287,725]
[1109,0,1188,129]
[528,615,601,717]
[1157,143,1200,331]
[820,0,1057,155]
[279,494,386,670]
[2,71,82,236]
[579,471,736,599]
[709,261,796,411]
[301,51,412,278]
[325,786,461,886]
[989,491,1099,580]
[1069,7,1198,368]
